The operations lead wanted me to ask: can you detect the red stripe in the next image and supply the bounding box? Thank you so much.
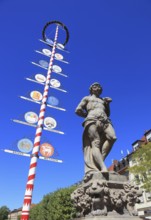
[39,109,45,113]
[35,130,42,135]
[28,174,35,181]
[20,214,29,220]
[44,89,48,92]
[35,133,42,137]
[38,117,44,121]
[26,184,34,190]
[24,198,31,204]
[40,109,45,113]
[30,162,37,169]
[34,142,40,147]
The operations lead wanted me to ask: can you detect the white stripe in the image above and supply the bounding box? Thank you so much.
[28,167,36,176]
[22,204,30,210]
[27,180,34,185]
[24,196,32,199]
[24,190,32,196]
[30,156,37,164]
[21,212,29,215]
[32,147,39,154]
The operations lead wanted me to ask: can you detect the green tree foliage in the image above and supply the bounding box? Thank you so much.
[129,142,151,192]
[0,206,10,220]
[29,185,77,220]
[17,215,21,220]
[29,203,44,220]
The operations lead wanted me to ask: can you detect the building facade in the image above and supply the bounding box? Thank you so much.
[108,129,151,219]
[8,208,22,220]
[8,204,35,220]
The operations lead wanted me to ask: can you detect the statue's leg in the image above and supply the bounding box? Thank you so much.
[102,124,117,160]
[83,130,95,173]
[87,124,108,172]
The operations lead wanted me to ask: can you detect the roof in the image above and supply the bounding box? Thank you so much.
[10,204,36,213]
[144,129,151,136]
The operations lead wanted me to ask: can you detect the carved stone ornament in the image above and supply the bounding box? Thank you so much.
[71,172,142,218]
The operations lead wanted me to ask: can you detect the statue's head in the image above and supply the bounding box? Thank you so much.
[89,82,103,95]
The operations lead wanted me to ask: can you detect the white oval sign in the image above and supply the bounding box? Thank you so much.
[50,79,61,88]
[55,53,63,60]
[30,91,42,101]
[35,74,46,83]
[46,39,54,45]
[52,65,62,73]
[42,49,51,56]
[44,117,57,129]
[17,138,33,153]
[57,43,65,49]
[39,60,49,68]
[24,112,38,124]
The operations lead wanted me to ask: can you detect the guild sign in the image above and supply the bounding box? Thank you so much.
[50,79,61,88]
[42,48,52,56]
[17,138,33,153]
[40,143,54,157]
[55,53,63,60]
[30,91,42,101]
[46,38,54,46]
[52,65,62,73]
[47,96,59,106]
[24,112,38,124]
[44,117,57,129]
[39,60,49,68]
[35,74,46,83]
[57,43,65,49]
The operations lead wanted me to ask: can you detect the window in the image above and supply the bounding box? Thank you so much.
[146,132,151,142]
[146,192,151,201]
[135,175,140,185]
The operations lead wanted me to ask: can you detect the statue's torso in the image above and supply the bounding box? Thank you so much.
[86,96,107,119]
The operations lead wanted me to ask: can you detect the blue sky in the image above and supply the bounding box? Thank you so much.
[0,0,151,211]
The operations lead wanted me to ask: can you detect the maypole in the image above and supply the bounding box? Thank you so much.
[20,25,58,220]
[19,21,69,220]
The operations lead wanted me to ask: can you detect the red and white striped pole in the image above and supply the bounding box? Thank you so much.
[20,25,59,220]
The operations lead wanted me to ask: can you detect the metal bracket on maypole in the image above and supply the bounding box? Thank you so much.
[3,20,70,220]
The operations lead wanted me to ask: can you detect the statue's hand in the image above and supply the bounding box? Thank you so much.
[75,108,87,118]
[103,97,112,103]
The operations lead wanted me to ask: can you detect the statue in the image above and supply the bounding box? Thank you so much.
[72,83,142,219]
[75,82,117,174]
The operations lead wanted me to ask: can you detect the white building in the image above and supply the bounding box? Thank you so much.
[8,208,22,220]
[110,129,151,219]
